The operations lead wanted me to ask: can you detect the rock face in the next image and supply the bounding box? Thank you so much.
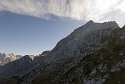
[43,21,119,63]
[1,21,125,84]
[0,53,22,66]
[0,55,36,78]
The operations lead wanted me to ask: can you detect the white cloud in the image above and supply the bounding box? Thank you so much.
[0,0,125,26]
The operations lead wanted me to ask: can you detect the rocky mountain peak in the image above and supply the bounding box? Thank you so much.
[69,21,120,40]
[0,21,125,84]
[86,20,94,24]
[50,21,121,63]
[84,21,119,32]
[0,53,22,66]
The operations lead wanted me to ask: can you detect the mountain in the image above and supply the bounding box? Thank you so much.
[40,50,51,56]
[0,53,22,66]
[1,20,125,84]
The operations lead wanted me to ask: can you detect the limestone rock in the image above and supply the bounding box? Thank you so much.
[0,53,22,66]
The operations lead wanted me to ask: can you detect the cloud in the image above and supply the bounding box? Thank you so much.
[0,0,125,26]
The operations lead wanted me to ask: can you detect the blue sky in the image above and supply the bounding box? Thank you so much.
[0,0,124,55]
[0,11,84,55]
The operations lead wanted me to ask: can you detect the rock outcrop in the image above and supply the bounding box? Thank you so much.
[41,50,51,56]
[0,55,36,78]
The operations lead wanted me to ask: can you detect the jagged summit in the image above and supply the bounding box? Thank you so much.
[68,20,120,41]
[73,20,120,37]
[84,20,119,30]
[87,20,94,24]
[0,53,22,66]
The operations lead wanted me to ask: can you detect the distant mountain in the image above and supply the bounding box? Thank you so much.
[1,20,125,84]
[0,53,22,66]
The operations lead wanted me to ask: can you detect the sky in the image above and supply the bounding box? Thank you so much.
[0,0,125,55]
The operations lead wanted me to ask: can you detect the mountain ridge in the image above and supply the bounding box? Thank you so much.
[0,20,125,84]
[0,52,22,66]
